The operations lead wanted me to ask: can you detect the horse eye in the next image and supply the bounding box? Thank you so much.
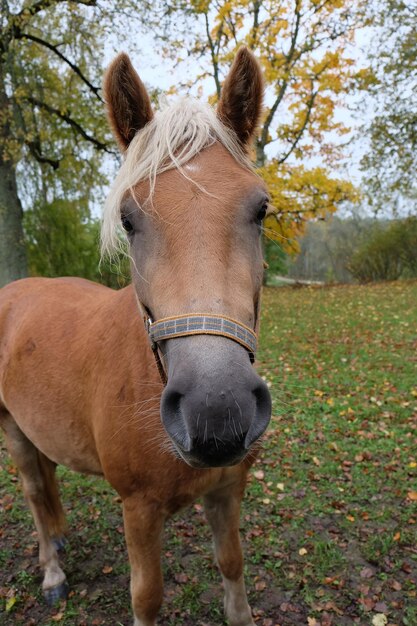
[256,202,268,224]
[121,216,133,233]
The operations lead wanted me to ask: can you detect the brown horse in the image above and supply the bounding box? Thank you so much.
[0,48,271,625]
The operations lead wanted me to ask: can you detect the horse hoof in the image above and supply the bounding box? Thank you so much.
[44,581,69,606]
[52,536,67,552]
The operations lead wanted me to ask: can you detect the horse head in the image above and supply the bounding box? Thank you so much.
[102,48,271,468]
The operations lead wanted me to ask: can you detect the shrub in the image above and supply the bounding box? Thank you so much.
[348,217,417,282]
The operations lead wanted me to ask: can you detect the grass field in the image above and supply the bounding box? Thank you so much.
[1,281,416,625]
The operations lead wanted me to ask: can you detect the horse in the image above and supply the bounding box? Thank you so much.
[0,47,272,626]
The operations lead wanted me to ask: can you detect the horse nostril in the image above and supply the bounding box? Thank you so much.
[244,380,272,449]
[162,389,182,416]
[160,388,192,452]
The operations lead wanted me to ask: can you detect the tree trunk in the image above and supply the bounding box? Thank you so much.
[0,53,28,288]
[0,157,28,287]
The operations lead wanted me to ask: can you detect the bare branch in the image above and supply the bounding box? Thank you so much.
[17,0,97,21]
[214,20,224,63]
[204,11,222,98]
[26,139,60,169]
[284,0,302,63]
[257,0,302,161]
[249,0,261,50]
[256,69,292,166]
[17,33,102,100]
[25,96,113,153]
[278,87,318,164]
[224,9,238,48]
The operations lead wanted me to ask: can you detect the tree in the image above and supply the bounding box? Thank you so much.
[24,199,130,287]
[359,0,417,211]
[146,0,363,252]
[263,237,287,280]
[0,0,131,287]
[287,213,369,282]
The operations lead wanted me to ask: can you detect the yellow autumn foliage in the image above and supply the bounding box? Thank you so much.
[261,162,360,252]
[158,0,366,249]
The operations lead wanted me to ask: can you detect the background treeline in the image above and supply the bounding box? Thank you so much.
[282,214,417,284]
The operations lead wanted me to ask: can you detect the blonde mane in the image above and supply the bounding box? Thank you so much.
[101,97,253,256]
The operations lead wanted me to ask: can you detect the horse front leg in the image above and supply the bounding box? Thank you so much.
[203,477,255,626]
[0,413,68,605]
[122,495,165,626]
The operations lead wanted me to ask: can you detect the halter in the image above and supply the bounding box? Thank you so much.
[141,309,257,385]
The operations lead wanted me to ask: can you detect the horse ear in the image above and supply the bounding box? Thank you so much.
[217,47,264,149]
[103,53,154,151]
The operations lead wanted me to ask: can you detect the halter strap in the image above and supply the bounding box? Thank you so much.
[142,310,257,385]
[148,313,257,360]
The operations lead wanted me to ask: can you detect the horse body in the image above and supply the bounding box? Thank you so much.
[0,277,239,494]
[0,48,271,625]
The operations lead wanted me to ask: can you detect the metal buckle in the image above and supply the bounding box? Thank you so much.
[144,316,157,351]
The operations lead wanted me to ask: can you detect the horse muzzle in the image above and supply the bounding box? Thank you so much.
[159,336,271,468]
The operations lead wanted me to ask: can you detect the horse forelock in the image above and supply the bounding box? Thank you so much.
[101,98,253,257]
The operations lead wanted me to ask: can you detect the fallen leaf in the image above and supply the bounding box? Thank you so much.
[360,567,375,579]
[255,581,266,591]
[5,596,16,612]
[372,614,388,626]
[361,596,375,611]
[174,573,188,584]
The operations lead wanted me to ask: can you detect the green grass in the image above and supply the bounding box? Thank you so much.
[1,280,417,625]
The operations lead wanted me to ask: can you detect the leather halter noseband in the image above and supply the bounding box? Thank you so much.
[142,310,257,385]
